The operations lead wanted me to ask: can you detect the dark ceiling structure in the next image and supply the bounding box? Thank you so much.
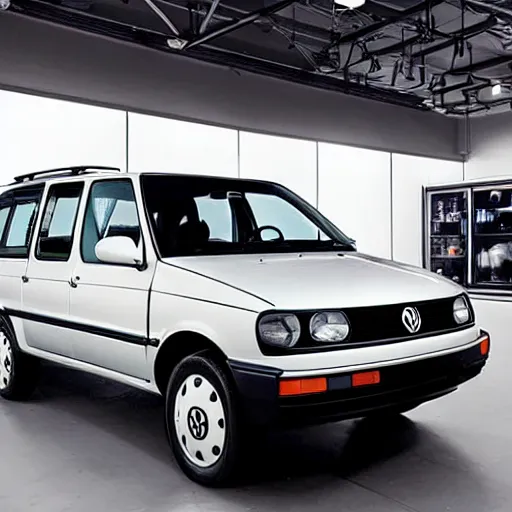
[3,0,512,116]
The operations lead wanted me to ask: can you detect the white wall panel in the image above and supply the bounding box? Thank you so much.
[0,90,126,183]
[239,132,317,206]
[318,143,391,259]
[128,113,238,177]
[392,154,463,267]
[465,114,512,181]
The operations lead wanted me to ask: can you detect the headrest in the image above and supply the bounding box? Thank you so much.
[175,219,210,253]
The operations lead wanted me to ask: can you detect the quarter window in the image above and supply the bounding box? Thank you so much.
[0,205,11,242]
[81,180,141,264]
[36,183,84,261]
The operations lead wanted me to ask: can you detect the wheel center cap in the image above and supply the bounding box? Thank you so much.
[187,406,209,440]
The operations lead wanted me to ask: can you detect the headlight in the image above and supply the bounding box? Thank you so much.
[453,296,470,325]
[310,311,350,343]
[258,313,301,348]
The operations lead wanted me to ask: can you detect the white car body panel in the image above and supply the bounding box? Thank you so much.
[163,252,462,310]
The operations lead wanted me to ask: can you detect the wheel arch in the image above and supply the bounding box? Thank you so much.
[153,331,228,395]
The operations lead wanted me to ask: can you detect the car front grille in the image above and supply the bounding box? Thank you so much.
[258,294,474,355]
[344,295,469,345]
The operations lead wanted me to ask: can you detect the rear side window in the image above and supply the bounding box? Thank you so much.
[36,182,84,261]
[0,185,43,258]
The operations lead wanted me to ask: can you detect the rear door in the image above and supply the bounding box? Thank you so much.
[0,184,44,317]
[22,181,84,357]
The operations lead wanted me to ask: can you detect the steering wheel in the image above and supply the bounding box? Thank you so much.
[250,225,285,243]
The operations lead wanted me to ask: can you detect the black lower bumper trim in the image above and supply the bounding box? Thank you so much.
[228,336,489,427]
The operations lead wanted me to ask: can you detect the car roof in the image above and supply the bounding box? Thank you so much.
[1,167,279,193]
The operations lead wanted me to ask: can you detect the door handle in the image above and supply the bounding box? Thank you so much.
[21,275,29,283]
[69,275,80,288]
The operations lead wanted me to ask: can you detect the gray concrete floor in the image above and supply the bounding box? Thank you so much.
[0,298,509,512]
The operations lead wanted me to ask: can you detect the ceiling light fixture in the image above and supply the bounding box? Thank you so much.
[0,0,10,10]
[334,0,366,9]
[492,83,502,96]
[167,37,188,50]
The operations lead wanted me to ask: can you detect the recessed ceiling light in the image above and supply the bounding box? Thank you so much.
[492,83,502,96]
[334,0,366,8]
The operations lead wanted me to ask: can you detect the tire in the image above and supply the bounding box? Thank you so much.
[165,354,242,487]
[0,314,40,401]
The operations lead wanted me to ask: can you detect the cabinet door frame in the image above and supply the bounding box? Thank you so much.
[423,186,471,285]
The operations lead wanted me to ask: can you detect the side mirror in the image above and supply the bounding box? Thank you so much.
[95,236,144,269]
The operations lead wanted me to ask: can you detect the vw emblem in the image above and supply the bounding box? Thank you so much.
[402,306,421,334]
[187,407,209,440]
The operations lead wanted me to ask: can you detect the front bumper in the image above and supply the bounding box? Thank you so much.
[228,331,490,427]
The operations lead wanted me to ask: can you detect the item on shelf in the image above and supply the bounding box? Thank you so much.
[446,197,461,222]
[452,275,460,283]
[498,211,512,233]
[435,200,445,222]
[447,237,462,256]
[476,249,490,270]
[490,190,502,204]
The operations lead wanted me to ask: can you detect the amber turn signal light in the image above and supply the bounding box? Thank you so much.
[279,377,327,396]
[352,370,381,387]
[480,336,490,356]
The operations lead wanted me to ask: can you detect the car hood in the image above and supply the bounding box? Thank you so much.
[163,252,462,310]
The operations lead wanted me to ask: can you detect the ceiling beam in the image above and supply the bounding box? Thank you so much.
[347,15,497,70]
[449,54,512,75]
[411,15,496,58]
[199,0,220,35]
[466,0,512,18]
[326,0,445,50]
[432,78,489,96]
[184,0,297,50]
[141,0,180,37]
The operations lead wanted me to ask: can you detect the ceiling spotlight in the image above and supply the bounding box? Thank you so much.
[492,83,502,96]
[167,37,187,50]
[334,0,366,9]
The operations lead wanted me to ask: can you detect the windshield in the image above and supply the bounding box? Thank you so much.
[140,175,355,257]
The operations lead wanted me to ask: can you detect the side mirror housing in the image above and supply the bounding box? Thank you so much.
[95,236,144,269]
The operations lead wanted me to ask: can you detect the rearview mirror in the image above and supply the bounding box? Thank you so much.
[95,236,144,269]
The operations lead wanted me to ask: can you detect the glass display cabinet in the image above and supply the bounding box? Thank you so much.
[424,177,512,297]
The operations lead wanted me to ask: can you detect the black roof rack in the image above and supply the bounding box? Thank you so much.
[13,166,122,183]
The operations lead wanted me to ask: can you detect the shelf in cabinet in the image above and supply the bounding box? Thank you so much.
[431,255,465,259]
[430,235,464,238]
[474,232,512,237]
